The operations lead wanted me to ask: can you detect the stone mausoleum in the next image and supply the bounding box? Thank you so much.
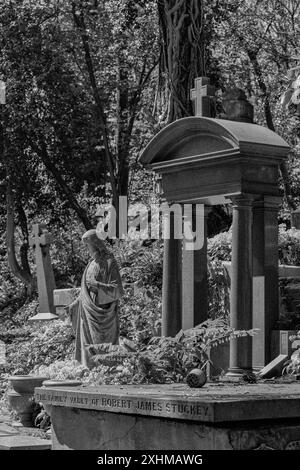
[139,114,290,374]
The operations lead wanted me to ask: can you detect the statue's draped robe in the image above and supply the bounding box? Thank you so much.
[69,256,123,368]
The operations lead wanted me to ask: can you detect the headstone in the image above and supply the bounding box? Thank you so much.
[222,88,254,123]
[53,288,80,307]
[271,330,298,358]
[53,288,80,318]
[257,354,288,379]
[29,223,58,321]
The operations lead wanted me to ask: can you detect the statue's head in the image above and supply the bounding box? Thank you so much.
[82,229,108,261]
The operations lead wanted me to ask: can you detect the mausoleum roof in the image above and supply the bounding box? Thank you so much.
[139,117,290,168]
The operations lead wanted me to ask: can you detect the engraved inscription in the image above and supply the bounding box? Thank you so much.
[35,391,212,421]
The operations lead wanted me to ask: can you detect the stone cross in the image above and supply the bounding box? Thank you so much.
[190,77,215,117]
[29,223,57,321]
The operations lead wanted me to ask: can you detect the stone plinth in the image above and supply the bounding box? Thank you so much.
[36,383,300,450]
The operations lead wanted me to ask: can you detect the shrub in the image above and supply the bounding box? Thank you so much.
[34,318,257,385]
[119,289,161,343]
[278,225,300,266]
[208,230,232,261]
[5,320,75,375]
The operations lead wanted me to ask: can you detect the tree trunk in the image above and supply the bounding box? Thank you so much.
[158,0,206,122]
[6,178,35,293]
[16,200,33,285]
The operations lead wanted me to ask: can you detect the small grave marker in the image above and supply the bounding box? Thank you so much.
[29,223,58,321]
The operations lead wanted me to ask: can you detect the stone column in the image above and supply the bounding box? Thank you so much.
[182,205,209,330]
[228,195,253,375]
[162,212,182,337]
[252,196,281,370]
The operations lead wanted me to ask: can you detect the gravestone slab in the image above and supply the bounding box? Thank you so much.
[37,383,300,450]
[36,382,300,423]
[257,354,288,379]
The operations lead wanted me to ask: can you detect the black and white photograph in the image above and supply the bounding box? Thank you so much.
[0,0,300,461]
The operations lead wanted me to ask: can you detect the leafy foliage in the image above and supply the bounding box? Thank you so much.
[33,318,257,385]
[278,225,300,266]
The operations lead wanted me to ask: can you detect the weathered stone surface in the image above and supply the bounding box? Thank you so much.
[0,435,51,450]
[36,382,300,423]
[48,405,300,451]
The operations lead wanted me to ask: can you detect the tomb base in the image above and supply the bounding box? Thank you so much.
[36,382,300,450]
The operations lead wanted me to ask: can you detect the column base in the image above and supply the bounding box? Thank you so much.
[225,368,254,379]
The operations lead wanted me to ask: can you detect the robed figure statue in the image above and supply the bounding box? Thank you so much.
[68,229,123,368]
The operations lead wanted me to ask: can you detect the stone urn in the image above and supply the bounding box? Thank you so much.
[186,369,207,388]
[7,375,48,426]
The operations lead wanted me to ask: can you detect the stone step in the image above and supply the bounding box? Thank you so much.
[0,435,51,450]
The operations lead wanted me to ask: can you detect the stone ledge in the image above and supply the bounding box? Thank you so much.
[36,382,300,424]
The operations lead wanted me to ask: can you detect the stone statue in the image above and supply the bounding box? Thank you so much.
[68,229,123,368]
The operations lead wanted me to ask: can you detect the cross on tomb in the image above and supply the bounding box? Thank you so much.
[190,77,215,117]
[29,223,57,321]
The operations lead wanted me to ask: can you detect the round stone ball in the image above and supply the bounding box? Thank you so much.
[186,369,207,388]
